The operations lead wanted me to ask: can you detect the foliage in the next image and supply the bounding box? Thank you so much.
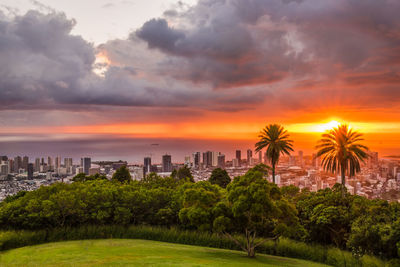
[316,124,369,190]
[179,181,223,231]
[255,124,294,183]
[213,170,299,257]
[296,185,354,248]
[112,166,132,183]
[208,168,231,188]
[0,179,180,229]
[1,168,400,263]
[72,173,107,182]
[247,163,271,178]
[347,198,400,258]
[171,166,194,182]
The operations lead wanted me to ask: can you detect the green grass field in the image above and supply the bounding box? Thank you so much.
[0,239,330,266]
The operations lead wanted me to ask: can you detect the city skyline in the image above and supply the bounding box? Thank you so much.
[0,1,400,155]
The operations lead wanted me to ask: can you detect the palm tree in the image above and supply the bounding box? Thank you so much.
[316,124,368,194]
[255,124,294,183]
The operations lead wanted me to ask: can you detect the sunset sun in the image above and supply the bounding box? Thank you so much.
[319,120,341,132]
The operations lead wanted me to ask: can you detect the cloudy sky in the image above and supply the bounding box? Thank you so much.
[1,0,400,160]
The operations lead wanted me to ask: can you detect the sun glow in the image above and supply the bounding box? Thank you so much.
[93,51,111,77]
[288,119,344,133]
[315,120,341,132]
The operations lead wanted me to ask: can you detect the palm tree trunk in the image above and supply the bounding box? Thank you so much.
[272,163,276,184]
[341,164,346,196]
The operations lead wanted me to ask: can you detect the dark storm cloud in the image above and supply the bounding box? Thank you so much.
[0,10,264,111]
[2,0,400,116]
[134,0,400,98]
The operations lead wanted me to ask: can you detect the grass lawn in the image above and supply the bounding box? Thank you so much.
[0,239,329,266]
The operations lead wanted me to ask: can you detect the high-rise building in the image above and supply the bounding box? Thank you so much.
[202,151,213,168]
[258,151,262,163]
[232,158,240,168]
[217,154,226,169]
[264,151,268,164]
[34,158,41,172]
[144,157,152,176]
[202,152,207,168]
[8,159,14,173]
[64,158,73,169]
[27,163,34,179]
[289,155,296,166]
[184,156,191,167]
[312,154,320,169]
[14,156,22,172]
[162,154,172,172]
[298,151,304,167]
[22,156,29,170]
[247,149,252,165]
[48,156,53,171]
[55,156,62,170]
[81,157,91,175]
[368,152,378,169]
[0,164,9,176]
[192,152,201,169]
[212,151,220,166]
[64,158,73,174]
[236,150,241,167]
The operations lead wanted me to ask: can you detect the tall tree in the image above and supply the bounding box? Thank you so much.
[316,124,368,194]
[213,170,299,257]
[172,166,194,182]
[255,124,294,183]
[112,166,132,183]
[209,168,231,188]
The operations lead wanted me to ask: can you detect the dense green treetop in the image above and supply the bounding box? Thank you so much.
[112,166,132,183]
[208,168,231,188]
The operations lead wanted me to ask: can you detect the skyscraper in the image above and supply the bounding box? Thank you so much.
[212,151,220,166]
[162,154,172,172]
[368,151,378,169]
[184,156,191,167]
[14,156,22,172]
[34,158,40,172]
[81,157,91,175]
[202,151,213,168]
[247,149,252,165]
[144,157,152,176]
[65,158,73,174]
[298,151,304,167]
[193,152,201,169]
[55,156,62,170]
[236,150,241,167]
[289,155,296,166]
[217,154,226,169]
[48,156,53,171]
[27,163,34,179]
[8,159,14,173]
[22,156,29,170]
[64,158,73,169]
[258,151,262,163]
[0,164,9,176]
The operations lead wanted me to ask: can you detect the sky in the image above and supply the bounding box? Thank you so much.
[1,0,400,162]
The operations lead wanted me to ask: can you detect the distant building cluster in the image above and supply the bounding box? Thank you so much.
[1,149,400,202]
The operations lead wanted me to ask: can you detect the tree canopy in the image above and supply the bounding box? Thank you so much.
[208,168,231,188]
[255,124,293,183]
[112,166,132,183]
